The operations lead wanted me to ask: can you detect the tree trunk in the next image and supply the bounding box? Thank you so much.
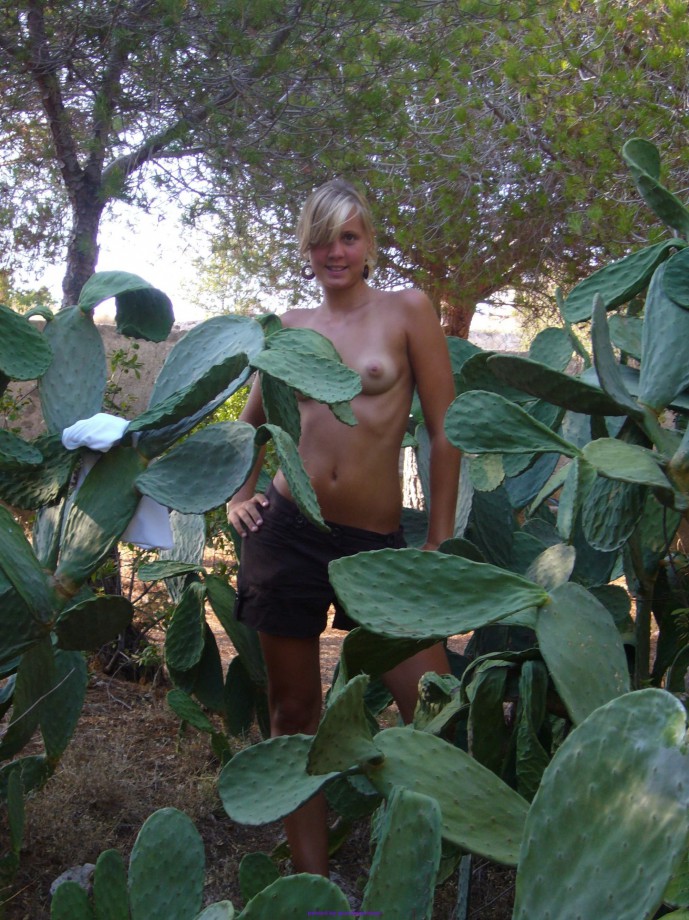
[442,302,474,339]
[61,192,105,308]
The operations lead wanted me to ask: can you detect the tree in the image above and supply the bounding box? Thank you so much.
[0,0,434,306]
[2,1,689,335]
[190,0,689,336]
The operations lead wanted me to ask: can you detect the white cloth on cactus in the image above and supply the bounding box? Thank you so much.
[62,413,129,451]
[61,412,174,550]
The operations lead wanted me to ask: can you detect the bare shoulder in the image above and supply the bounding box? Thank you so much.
[280,307,316,329]
[379,287,438,327]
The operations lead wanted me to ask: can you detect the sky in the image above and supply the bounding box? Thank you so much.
[31,203,518,344]
[35,205,209,324]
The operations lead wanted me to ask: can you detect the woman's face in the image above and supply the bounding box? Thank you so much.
[308,211,371,290]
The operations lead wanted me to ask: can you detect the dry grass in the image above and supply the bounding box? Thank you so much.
[2,665,515,919]
[1,542,515,919]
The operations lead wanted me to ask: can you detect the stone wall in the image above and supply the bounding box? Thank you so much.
[5,322,189,439]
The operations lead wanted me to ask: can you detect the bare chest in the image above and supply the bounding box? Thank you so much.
[326,324,408,396]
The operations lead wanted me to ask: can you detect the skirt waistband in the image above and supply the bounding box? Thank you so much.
[265,482,403,545]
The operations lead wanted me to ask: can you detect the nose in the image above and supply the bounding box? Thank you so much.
[328,237,344,258]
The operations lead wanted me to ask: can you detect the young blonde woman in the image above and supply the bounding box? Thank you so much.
[227,178,460,876]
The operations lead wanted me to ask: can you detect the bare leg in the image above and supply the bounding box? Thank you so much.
[382,642,450,724]
[259,632,329,876]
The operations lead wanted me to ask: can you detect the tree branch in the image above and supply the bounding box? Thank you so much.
[25,0,83,195]
[102,0,306,184]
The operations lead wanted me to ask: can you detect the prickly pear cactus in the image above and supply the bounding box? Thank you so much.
[0,268,363,828]
[238,874,351,918]
[219,734,340,825]
[361,787,441,920]
[128,808,205,920]
[514,690,689,920]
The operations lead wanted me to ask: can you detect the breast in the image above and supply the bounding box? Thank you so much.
[356,354,401,395]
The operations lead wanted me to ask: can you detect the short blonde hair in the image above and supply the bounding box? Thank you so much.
[297,179,377,266]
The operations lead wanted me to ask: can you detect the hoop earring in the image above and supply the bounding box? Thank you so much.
[363,264,370,280]
[301,264,315,280]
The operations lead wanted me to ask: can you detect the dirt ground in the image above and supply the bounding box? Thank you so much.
[1,615,516,920]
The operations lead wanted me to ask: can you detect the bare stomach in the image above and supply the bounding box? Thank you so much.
[272,453,404,533]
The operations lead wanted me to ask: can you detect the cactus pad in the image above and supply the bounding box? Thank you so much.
[536,582,630,725]
[138,560,206,581]
[136,421,255,514]
[608,314,642,360]
[0,302,53,381]
[339,627,435,682]
[640,262,689,411]
[581,438,672,490]
[563,239,681,323]
[524,543,576,591]
[361,786,441,919]
[165,582,206,672]
[57,447,144,589]
[0,503,53,621]
[39,649,88,762]
[446,390,580,456]
[92,848,129,920]
[114,286,174,343]
[238,852,280,903]
[54,595,133,651]
[0,430,42,469]
[528,327,573,372]
[150,316,263,408]
[238,874,351,918]
[329,548,549,639]
[127,354,248,435]
[0,434,75,510]
[623,139,689,237]
[307,675,381,774]
[255,424,327,529]
[205,574,265,686]
[487,355,631,416]
[77,271,174,343]
[514,689,689,920]
[128,808,205,920]
[582,474,645,552]
[260,372,301,442]
[39,307,106,433]
[218,734,340,825]
[365,727,528,865]
[663,246,689,308]
[253,330,361,405]
[590,294,644,420]
[50,880,94,920]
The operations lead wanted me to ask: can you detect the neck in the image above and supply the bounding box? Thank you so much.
[320,280,370,314]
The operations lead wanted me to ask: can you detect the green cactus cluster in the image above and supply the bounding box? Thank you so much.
[9,136,689,918]
[50,806,355,919]
[0,270,361,888]
[213,138,689,919]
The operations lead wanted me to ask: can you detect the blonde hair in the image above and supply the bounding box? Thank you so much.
[297,179,377,266]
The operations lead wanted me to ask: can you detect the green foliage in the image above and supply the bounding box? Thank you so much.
[0,271,361,893]
[214,138,689,918]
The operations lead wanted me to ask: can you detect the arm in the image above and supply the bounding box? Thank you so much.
[404,291,461,550]
[226,374,270,537]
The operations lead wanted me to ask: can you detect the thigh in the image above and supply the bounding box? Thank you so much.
[382,642,450,725]
[259,633,323,733]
